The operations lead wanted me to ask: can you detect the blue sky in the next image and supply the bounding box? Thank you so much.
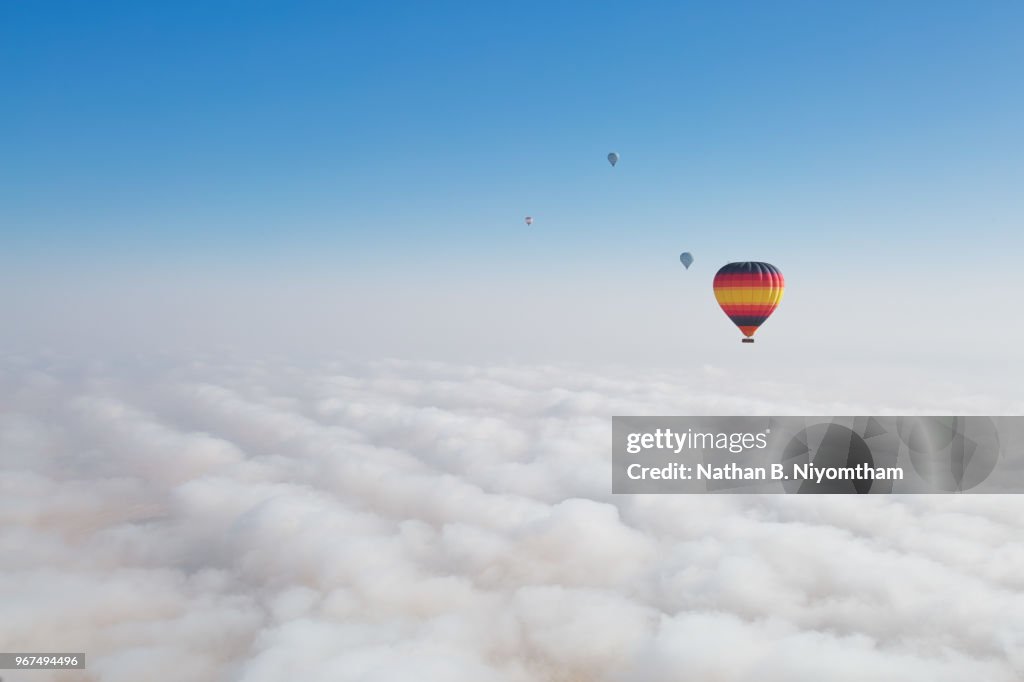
[4,1,1022,263]
[2,1,1022,371]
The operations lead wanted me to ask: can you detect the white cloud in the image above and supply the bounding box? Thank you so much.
[0,354,1021,681]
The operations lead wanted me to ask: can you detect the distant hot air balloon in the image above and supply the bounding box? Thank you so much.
[524,216,533,226]
[679,252,694,269]
[713,262,784,343]
[607,152,619,167]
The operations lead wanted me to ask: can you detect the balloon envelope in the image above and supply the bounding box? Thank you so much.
[679,252,694,269]
[524,216,533,226]
[607,152,619,167]
[712,262,784,342]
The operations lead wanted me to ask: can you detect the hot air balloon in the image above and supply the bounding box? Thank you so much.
[524,216,533,226]
[607,152,619,167]
[712,262,784,343]
[679,252,694,269]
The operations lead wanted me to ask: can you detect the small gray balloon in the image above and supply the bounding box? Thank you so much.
[607,152,619,167]
[679,252,694,269]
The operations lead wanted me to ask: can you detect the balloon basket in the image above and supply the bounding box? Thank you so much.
[741,338,754,344]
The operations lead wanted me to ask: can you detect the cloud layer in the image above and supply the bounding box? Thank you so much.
[1,355,1022,681]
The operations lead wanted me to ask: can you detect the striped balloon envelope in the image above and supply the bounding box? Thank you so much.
[712,262,784,343]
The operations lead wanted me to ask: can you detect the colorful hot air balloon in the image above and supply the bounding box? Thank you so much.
[524,216,534,226]
[679,252,694,269]
[713,262,784,343]
[607,152,619,167]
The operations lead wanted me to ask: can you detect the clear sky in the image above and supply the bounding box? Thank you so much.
[2,1,1022,378]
